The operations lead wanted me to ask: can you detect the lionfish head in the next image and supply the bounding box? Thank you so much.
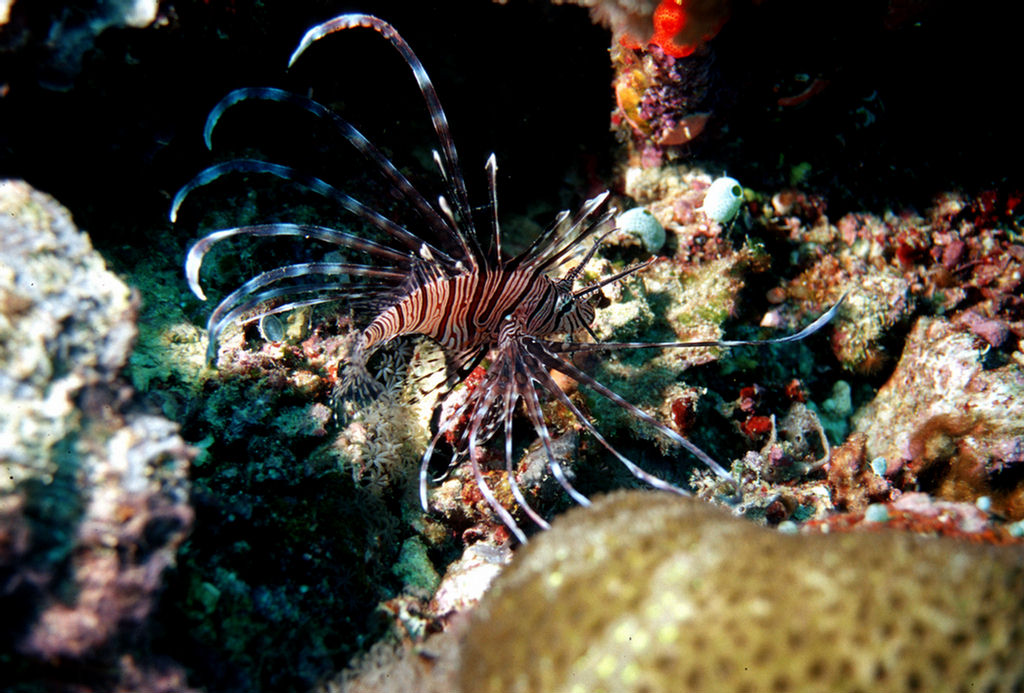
[552,280,597,335]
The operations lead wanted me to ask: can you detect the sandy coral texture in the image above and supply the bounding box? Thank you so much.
[462,490,1024,693]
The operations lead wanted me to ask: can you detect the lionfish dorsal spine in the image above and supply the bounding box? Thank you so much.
[484,153,503,265]
[204,87,466,251]
[289,13,483,270]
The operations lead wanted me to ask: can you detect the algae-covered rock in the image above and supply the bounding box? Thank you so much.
[462,490,1024,693]
[0,180,137,490]
[853,316,1024,517]
[582,252,745,450]
[0,180,195,689]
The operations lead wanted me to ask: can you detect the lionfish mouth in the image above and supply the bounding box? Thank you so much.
[172,13,844,543]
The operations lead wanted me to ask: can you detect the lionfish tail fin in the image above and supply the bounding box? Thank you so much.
[337,360,384,404]
[336,335,384,403]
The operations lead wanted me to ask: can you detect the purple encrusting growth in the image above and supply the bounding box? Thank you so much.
[636,47,718,137]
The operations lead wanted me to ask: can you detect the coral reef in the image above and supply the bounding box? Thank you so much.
[806,492,1024,545]
[771,190,1022,375]
[462,490,1024,693]
[622,164,739,260]
[789,253,913,374]
[0,180,195,690]
[144,311,419,692]
[580,250,747,454]
[690,399,836,523]
[3,0,1023,691]
[825,432,897,513]
[313,528,513,692]
[853,317,1024,518]
[624,160,1024,526]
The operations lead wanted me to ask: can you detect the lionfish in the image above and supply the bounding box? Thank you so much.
[171,13,842,543]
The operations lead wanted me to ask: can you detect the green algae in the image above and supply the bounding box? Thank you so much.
[127,256,210,395]
[393,536,441,595]
[579,250,745,452]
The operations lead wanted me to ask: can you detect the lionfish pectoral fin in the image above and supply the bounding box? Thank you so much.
[555,293,850,355]
[522,345,693,497]
[442,346,487,390]
[529,337,738,486]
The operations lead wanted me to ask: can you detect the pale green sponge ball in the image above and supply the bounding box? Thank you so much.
[616,207,665,253]
[702,176,744,223]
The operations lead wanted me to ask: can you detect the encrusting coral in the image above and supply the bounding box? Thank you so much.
[0,180,195,690]
[461,490,1024,693]
[853,317,1024,518]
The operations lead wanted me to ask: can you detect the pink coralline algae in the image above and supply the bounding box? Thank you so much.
[853,317,1024,518]
[774,188,1023,374]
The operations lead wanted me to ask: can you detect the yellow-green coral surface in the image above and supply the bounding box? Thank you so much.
[461,491,1024,693]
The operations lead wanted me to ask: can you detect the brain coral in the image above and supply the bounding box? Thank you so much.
[461,491,1024,693]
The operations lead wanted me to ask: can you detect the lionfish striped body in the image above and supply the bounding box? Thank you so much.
[172,14,842,542]
[360,266,594,373]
